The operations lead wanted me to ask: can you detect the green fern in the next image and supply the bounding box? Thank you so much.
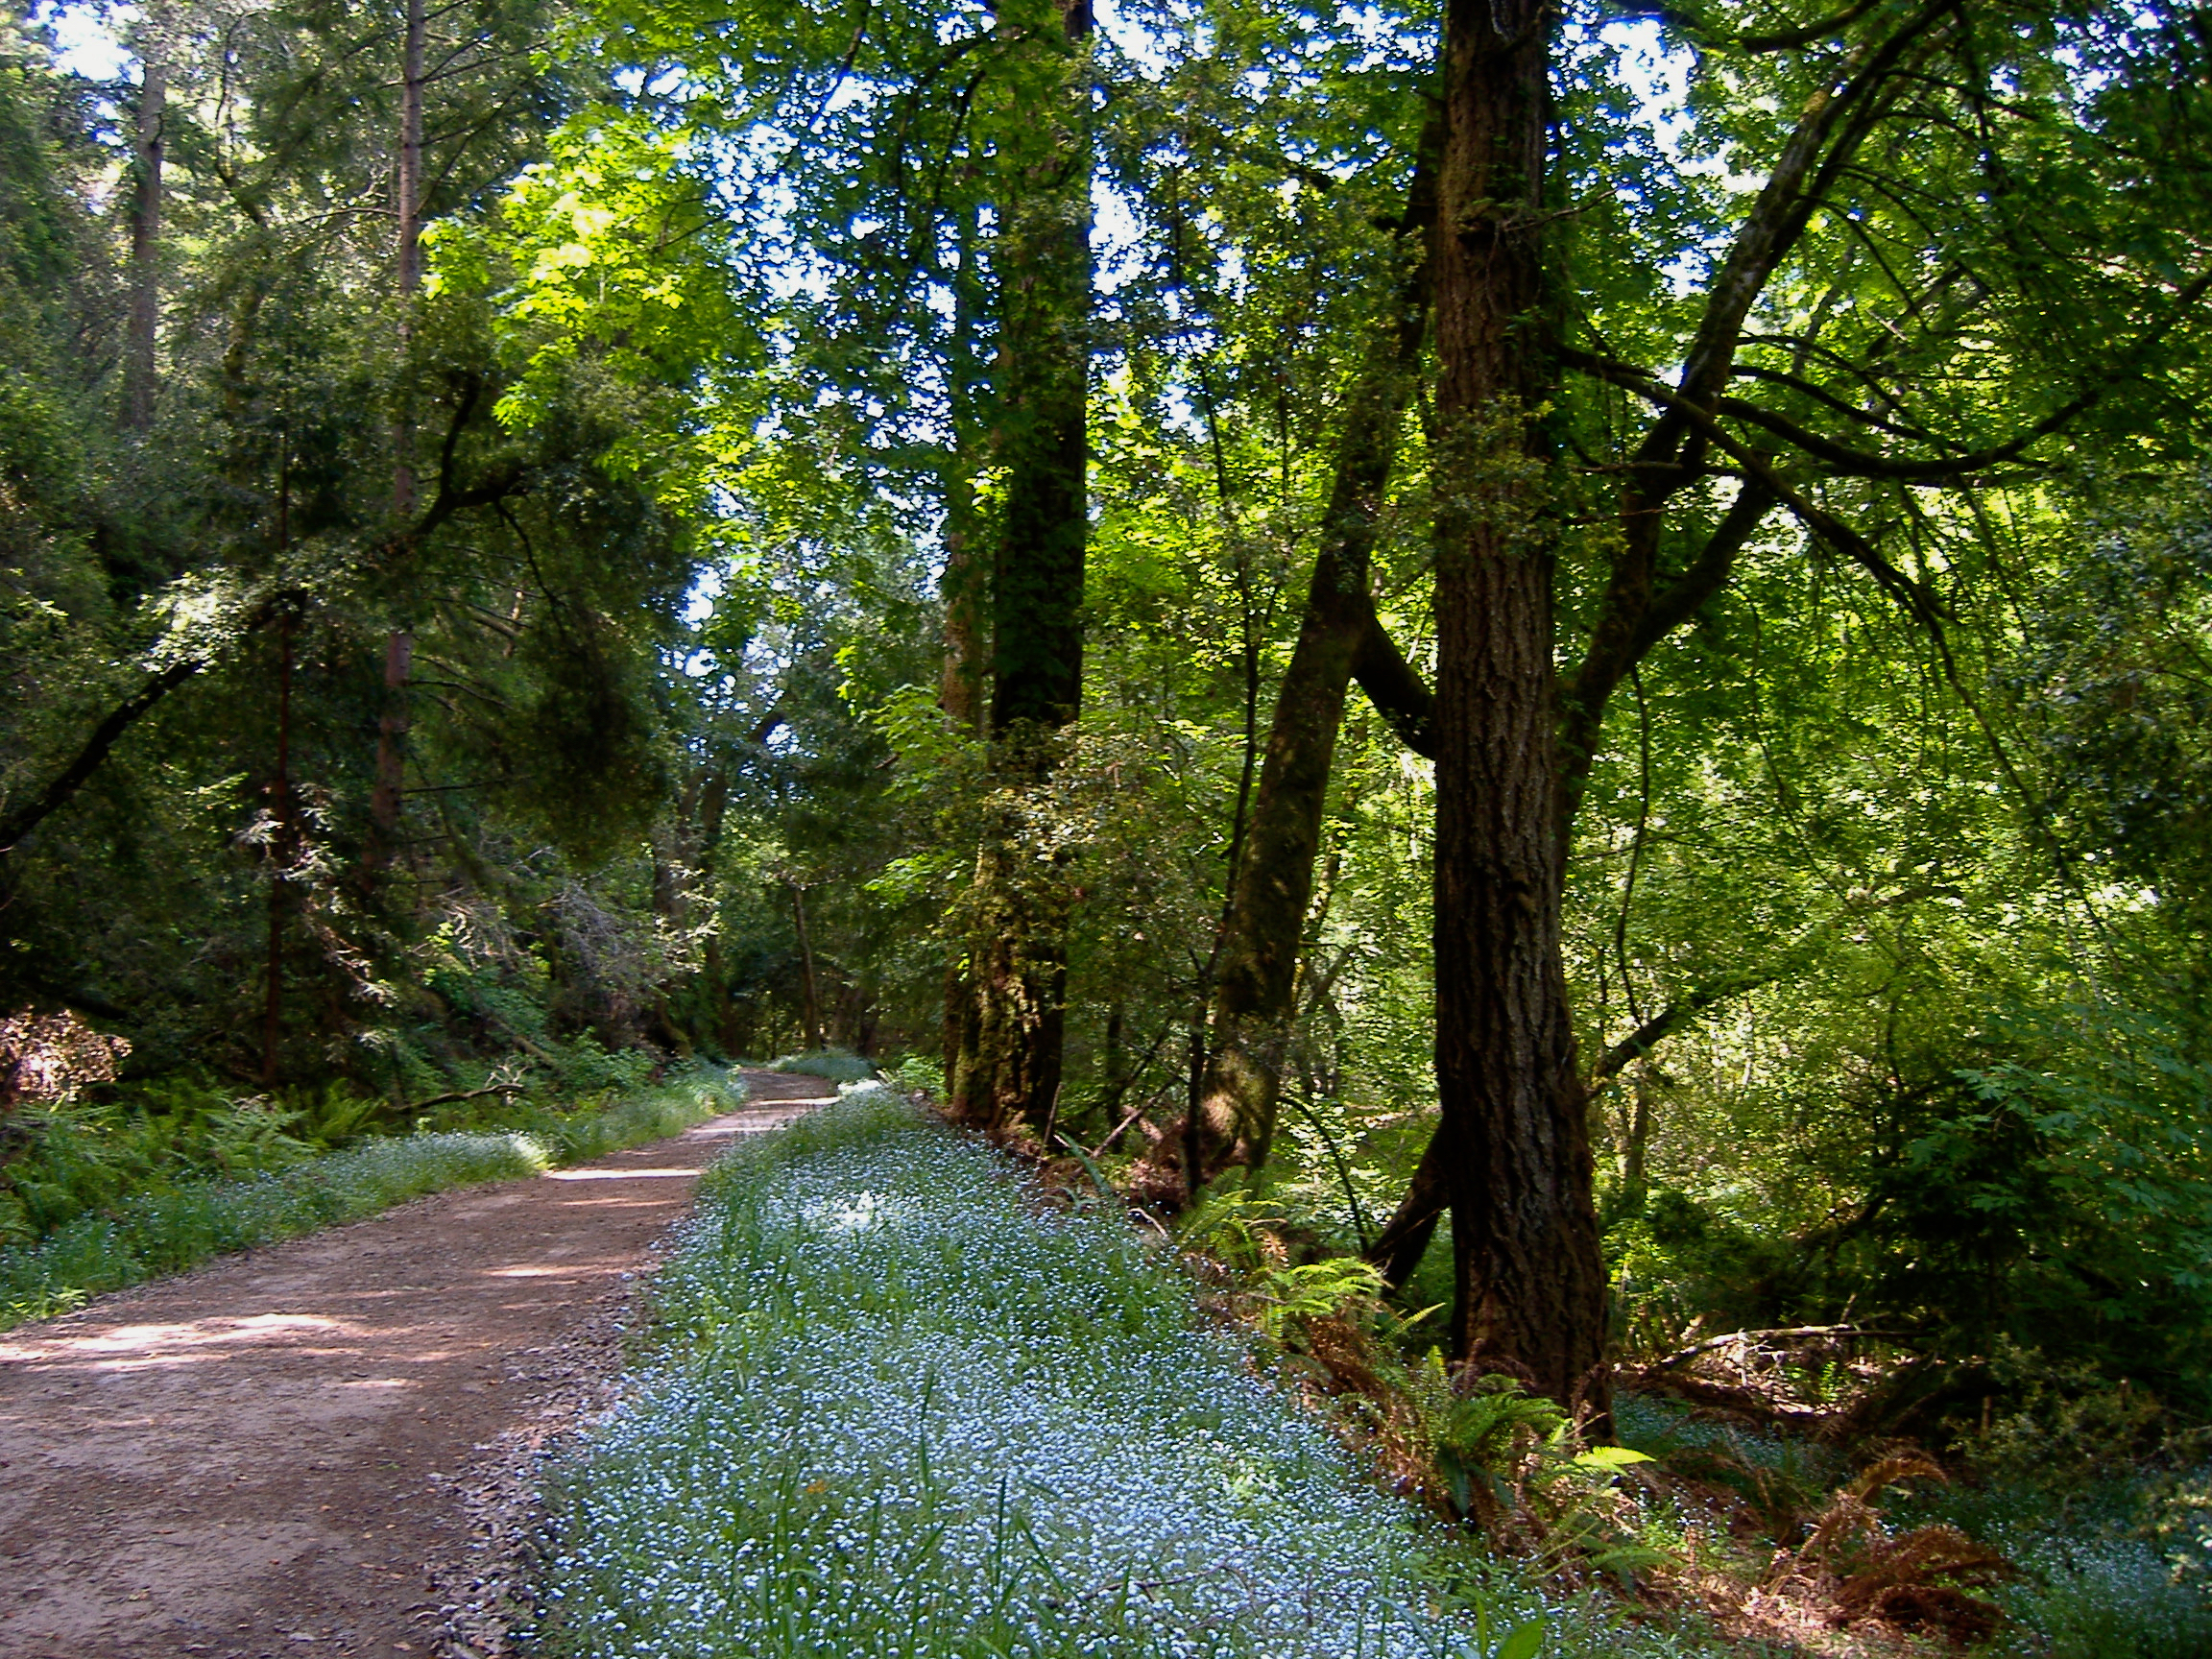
[1172,1185,1285,1272]
[1431,1376,1572,1516]
[1252,1257,1385,1338]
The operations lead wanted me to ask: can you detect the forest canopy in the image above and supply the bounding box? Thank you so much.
[3,0,2211,1478]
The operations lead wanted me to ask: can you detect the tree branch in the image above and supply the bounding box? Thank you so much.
[0,661,204,856]
[1555,478,1777,850]
[1351,608,1436,758]
[1587,880,1955,1096]
[1647,0,1952,464]
[1717,388,2100,480]
[1589,974,1769,1084]
[1647,1324,1893,1369]
[1712,264,2212,479]
[1628,479,1777,661]
[1738,0,1888,51]
[405,1079,528,1113]
[1728,361,1936,442]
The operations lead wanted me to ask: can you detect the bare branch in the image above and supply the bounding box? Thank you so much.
[0,662,204,857]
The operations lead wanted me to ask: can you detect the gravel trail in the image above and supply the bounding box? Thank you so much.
[0,1070,830,1659]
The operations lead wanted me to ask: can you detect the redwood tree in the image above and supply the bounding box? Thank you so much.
[1407,0,2212,1418]
[1425,0,1610,1416]
[947,0,1094,1138]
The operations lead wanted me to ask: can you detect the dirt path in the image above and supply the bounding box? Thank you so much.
[0,1070,834,1659]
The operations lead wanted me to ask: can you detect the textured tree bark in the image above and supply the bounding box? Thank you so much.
[123,22,168,434]
[392,0,424,519]
[792,884,825,1052]
[939,203,990,737]
[938,209,988,1103]
[364,631,414,878]
[939,476,987,733]
[960,820,1070,1135]
[369,0,426,887]
[953,0,1091,1138]
[986,35,1088,741]
[1364,1124,1448,1288]
[1186,132,1438,1186]
[1430,0,1609,1421]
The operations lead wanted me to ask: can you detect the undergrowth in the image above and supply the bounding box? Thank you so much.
[1157,1180,2212,1657]
[1885,1390,2212,1659]
[763,1047,879,1083]
[0,1066,743,1328]
[532,1086,1723,1658]
[1606,1383,2212,1656]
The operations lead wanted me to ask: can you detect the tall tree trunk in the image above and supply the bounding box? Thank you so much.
[940,204,989,1102]
[1431,0,1609,1421]
[392,0,424,518]
[986,0,1089,744]
[369,0,426,883]
[1186,132,1439,1186]
[939,200,989,735]
[123,20,168,433]
[262,608,295,1087]
[954,0,1091,1138]
[1365,1127,1450,1287]
[792,884,825,1052]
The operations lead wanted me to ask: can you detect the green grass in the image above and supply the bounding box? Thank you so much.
[0,1067,744,1329]
[762,1047,878,1083]
[530,1086,1722,1659]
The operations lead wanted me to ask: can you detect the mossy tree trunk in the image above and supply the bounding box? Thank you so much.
[1186,131,1440,1189]
[948,0,1092,1139]
[1428,0,1609,1421]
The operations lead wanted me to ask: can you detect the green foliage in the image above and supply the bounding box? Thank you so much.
[1963,1340,2205,1502]
[764,1048,878,1083]
[0,1076,370,1245]
[1170,1184,1284,1271]
[1425,1372,1575,1517]
[878,1051,946,1097]
[0,0,720,1102]
[1249,1256,1388,1341]
[1,1130,550,1327]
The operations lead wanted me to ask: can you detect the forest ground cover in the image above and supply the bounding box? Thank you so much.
[1600,1393,2212,1658]
[0,1071,826,1659]
[1153,1157,2212,1658]
[530,1083,1690,1659]
[0,1064,746,1329]
[531,1081,2212,1659]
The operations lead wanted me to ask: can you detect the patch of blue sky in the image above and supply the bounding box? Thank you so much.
[1098,0,1195,81]
[33,1,134,82]
[1095,181,1151,298]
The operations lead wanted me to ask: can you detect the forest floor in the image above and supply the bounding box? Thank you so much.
[0,1069,832,1659]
